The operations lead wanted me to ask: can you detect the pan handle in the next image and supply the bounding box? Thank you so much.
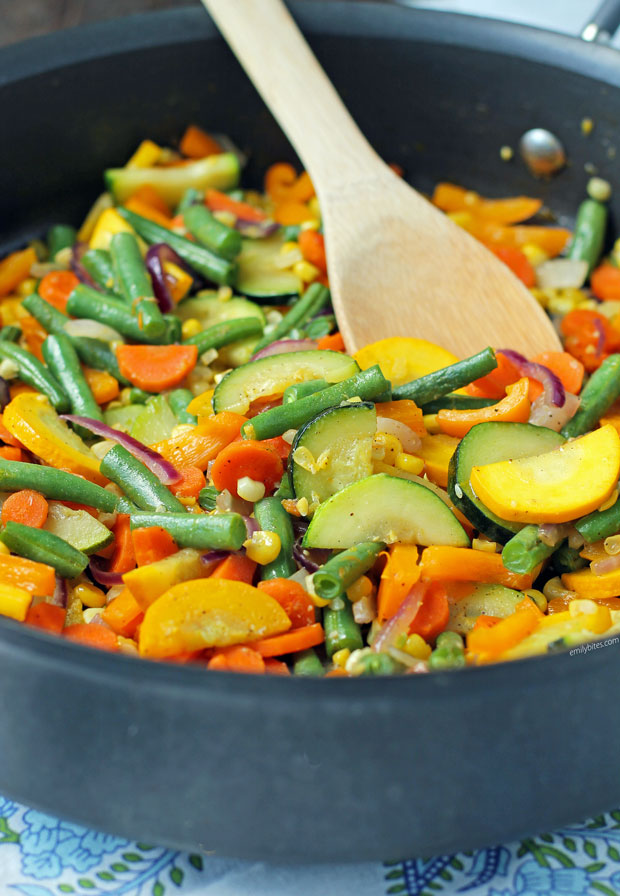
[581,0,620,41]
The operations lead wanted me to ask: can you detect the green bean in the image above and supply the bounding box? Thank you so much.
[119,208,237,286]
[283,379,328,404]
[436,631,464,651]
[0,342,69,412]
[429,645,466,670]
[0,521,88,579]
[293,648,324,676]
[117,496,140,515]
[353,652,405,675]
[243,365,390,440]
[127,388,150,405]
[42,334,102,427]
[184,204,242,260]
[184,317,263,357]
[251,284,330,354]
[392,348,497,404]
[81,248,116,291]
[0,459,117,511]
[129,511,246,551]
[323,596,364,657]
[313,543,385,601]
[176,187,202,214]
[47,224,76,260]
[24,292,71,335]
[304,316,335,341]
[66,284,170,345]
[281,225,301,242]
[561,354,620,438]
[0,326,21,343]
[568,198,607,274]
[501,525,557,574]
[576,499,620,543]
[163,314,182,344]
[421,394,497,414]
[198,485,220,512]
[253,496,296,579]
[110,232,166,338]
[168,388,197,425]
[273,477,293,500]
[551,542,587,575]
[100,444,186,513]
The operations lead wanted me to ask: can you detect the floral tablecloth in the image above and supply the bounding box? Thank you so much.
[2,794,620,896]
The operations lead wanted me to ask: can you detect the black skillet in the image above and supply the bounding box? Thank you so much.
[2,0,620,864]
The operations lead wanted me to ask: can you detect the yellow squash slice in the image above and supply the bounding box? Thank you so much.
[353,337,460,388]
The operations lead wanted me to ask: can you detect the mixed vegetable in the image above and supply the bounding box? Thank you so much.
[2,123,620,675]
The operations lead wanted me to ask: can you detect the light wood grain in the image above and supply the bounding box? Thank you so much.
[203,0,561,358]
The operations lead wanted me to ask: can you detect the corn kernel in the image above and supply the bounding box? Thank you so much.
[499,145,514,161]
[308,197,321,220]
[581,117,594,136]
[0,583,32,622]
[373,432,402,465]
[422,414,441,434]
[181,318,202,340]
[530,288,549,309]
[395,452,424,475]
[83,607,104,624]
[213,210,237,228]
[244,530,281,565]
[293,260,321,283]
[587,176,612,202]
[332,648,351,668]
[296,496,309,517]
[569,599,612,634]
[236,476,266,503]
[73,583,106,609]
[178,496,197,507]
[347,575,373,603]
[547,288,585,316]
[472,537,499,553]
[404,633,432,660]
[521,243,549,267]
[280,241,300,254]
[17,277,38,297]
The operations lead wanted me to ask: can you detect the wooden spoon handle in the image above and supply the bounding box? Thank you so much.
[202,0,377,188]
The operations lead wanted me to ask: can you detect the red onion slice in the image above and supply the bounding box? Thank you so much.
[0,376,9,412]
[235,219,280,238]
[252,338,317,360]
[89,556,124,587]
[61,415,182,485]
[71,242,98,290]
[372,581,428,652]
[201,550,230,566]
[145,244,189,313]
[293,537,330,573]
[497,349,565,407]
[50,575,68,608]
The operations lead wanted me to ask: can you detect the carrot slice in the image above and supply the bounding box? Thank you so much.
[298,230,327,274]
[109,514,136,574]
[101,588,144,638]
[207,645,265,673]
[38,270,80,312]
[116,344,198,392]
[252,622,325,657]
[205,189,266,222]
[211,554,257,584]
[210,439,284,497]
[264,658,291,675]
[63,623,119,652]
[257,578,316,628]
[532,351,584,395]
[82,367,120,405]
[1,489,48,529]
[132,526,178,567]
[490,246,536,287]
[316,332,345,352]
[591,262,620,301]
[168,465,206,499]
[25,602,66,634]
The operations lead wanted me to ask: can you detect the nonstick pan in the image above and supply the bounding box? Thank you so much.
[2,0,620,864]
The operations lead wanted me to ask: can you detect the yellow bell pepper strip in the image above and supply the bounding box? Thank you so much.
[431,184,543,223]
[353,337,460,388]
[0,247,37,297]
[3,393,107,485]
[562,565,620,600]
[416,433,460,487]
[0,583,33,622]
[420,546,537,591]
[139,578,291,659]
[123,548,208,610]
[466,597,543,661]
[470,424,620,524]
[437,377,531,438]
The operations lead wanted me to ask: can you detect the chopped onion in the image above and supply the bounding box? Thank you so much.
[252,338,317,360]
[71,242,98,289]
[64,318,124,344]
[61,415,182,485]
[242,516,259,538]
[89,557,123,587]
[145,244,189,313]
[376,417,422,454]
[372,581,427,652]
[592,553,620,576]
[537,523,569,547]
[497,349,565,407]
[236,218,280,238]
[50,576,68,608]
[529,391,580,431]
[535,258,588,290]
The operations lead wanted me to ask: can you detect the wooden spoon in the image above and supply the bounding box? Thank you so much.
[202,0,561,358]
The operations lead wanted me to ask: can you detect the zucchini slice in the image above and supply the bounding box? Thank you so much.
[44,502,113,555]
[291,403,376,504]
[177,290,265,367]
[448,422,565,542]
[213,350,359,414]
[303,473,469,549]
[236,236,302,301]
[105,153,240,206]
[446,583,526,635]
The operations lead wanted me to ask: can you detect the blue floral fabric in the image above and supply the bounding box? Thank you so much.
[1,798,620,896]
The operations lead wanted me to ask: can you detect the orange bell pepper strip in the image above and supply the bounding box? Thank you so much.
[38,271,80,313]
[264,163,315,203]
[109,514,136,575]
[25,602,66,635]
[0,247,37,297]
[453,215,571,257]
[316,332,345,352]
[377,544,421,622]
[273,201,313,226]
[82,367,120,405]
[0,554,55,596]
[207,645,265,673]
[132,526,178,567]
[205,189,266,223]
[420,546,536,590]
[408,581,449,642]
[437,377,531,438]
[464,352,521,399]
[101,588,144,638]
[19,315,47,362]
[179,124,223,159]
[466,598,542,661]
[432,183,542,223]
[375,400,426,437]
[151,412,246,471]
